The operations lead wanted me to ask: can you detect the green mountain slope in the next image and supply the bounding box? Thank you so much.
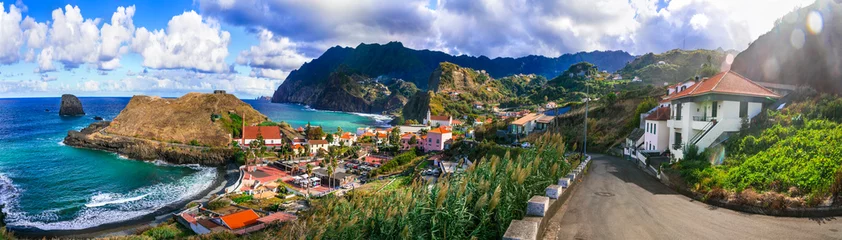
[618,49,733,84]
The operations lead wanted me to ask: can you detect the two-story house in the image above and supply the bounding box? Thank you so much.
[664,71,780,160]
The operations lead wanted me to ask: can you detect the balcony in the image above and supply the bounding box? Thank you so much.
[692,116,713,121]
[672,143,684,150]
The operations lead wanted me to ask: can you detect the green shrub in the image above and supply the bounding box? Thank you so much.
[207,200,228,210]
[232,195,253,204]
[142,225,180,240]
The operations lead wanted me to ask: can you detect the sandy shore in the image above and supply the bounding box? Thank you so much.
[8,165,232,239]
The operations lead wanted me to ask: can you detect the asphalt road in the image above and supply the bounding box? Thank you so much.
[544,154,842,240]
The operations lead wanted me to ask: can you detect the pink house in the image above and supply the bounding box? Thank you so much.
[400,133,420,151]
[424,127,452,152]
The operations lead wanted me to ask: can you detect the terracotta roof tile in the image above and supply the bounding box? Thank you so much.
[308,140,328,145]
[645,107,670,121]
[429,127,451,134]
[219,209,260,230]
[665,71,780,101]
[243,126,282,140]
[430,115,450,121]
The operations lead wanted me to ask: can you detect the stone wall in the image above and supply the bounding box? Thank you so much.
[502,155,592,240]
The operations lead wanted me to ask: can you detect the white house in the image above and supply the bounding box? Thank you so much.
[623,128,645,158]
[338,132,357,146]
[664,71,780,160]
[238,126,284,147]
[661,80,697,107]
[308,140,329,154]
[509,113,541,137]
[643,107,670,152]
[424,110,452,127]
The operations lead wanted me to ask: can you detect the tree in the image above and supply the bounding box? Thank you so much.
[389,127,401,145]
[603,92,617,106]
[325,133,335,144]
[409,135,418,145]
[336,126,343,134]
[307,126,325,140]
[305,163,314,199]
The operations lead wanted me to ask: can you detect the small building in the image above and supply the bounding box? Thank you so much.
[623,128,645,158]
[509,113,542,137]
[218,209,260,231]
[308,140,329,154]
[545,101,558,109]
[400,132,420,151]
[238,126,284,147]
[424,127,452,152]
[424,110,452,127]
[664,71,780,160]
[643,107,671,152]
[291,144,305,155]
[313,169,357,187]
[338,132,357,146]
[535,115,555,132]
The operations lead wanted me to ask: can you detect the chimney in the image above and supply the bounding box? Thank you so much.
[694,75,700,82]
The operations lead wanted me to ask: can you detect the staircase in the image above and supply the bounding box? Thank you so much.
[689,121,717,146]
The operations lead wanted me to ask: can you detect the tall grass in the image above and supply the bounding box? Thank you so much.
[279,133,571,239]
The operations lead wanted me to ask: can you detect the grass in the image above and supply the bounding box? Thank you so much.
[274,133,572,239]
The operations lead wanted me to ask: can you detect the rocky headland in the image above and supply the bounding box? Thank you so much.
[59,94,85,116]
[64,92,268,166]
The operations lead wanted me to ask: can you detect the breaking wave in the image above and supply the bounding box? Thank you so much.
[3,165,217,230]
[300,105,394,127]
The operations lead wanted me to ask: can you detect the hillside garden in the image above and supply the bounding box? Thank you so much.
[667,91,842,208]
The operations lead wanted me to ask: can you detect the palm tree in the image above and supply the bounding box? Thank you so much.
[305,163,314,199]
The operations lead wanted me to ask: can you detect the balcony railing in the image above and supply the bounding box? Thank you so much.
[671,116,682,120]
[672,143,684,150]
[692,116,714,121]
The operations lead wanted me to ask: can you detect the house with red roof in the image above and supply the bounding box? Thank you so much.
[218,209,260,230]
[424,127,452,152]
[665,71,780,160]
[424,110,453,127]
[238,126,283,147]
[338,132,357,146]
[643,106,671,152]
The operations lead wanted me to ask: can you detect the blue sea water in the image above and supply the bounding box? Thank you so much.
[0,97,387,230]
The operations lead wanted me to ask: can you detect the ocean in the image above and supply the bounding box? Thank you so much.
[0,97,389,231]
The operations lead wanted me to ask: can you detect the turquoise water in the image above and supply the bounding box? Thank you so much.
[245,100,392,133]
[0,98,387,230]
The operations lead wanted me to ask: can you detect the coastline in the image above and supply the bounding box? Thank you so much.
[9,165,231,239]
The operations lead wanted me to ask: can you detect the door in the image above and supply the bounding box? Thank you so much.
[711,102,718,118]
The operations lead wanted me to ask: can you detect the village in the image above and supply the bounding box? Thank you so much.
[172,102,567,235]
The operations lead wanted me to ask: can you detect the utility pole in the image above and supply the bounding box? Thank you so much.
[583,79,588,156]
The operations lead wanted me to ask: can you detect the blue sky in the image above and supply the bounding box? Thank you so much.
[0,0,816,98]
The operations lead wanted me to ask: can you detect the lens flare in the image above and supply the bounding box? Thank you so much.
[790,29,805,49]
[807,11,823,35]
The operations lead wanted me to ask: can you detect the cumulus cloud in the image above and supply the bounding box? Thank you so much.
[88,69,280,97]
[237,29,309,79]
[98,6,135,70]
[21,16,47,48]
[0,4,23,64]
[36,5,101,72]
[201,0,814,58]
[0,80,48,93]
[200,0,439,55]
[131,11,231,73]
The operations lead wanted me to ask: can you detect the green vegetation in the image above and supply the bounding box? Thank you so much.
[278,135,570,239]
[277,134,571,239]
[221,112,244,139]
[668,92,842,205]
[232,194,254,204]
[207,199,229,210]
[142,224,184,240]
[371,151,419,176]
[617,49,730,84]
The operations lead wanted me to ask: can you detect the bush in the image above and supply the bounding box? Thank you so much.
[232,195,253,204]
[207,200,228,210]
[142,225,180,240]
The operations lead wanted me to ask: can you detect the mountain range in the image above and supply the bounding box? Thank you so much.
[271,42,635,113]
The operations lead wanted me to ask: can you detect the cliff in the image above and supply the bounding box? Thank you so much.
[272,41,634,112]
[64,92,268,166]
[731,0,842,93]
[64,121,235,166]
[108,92,267,147]
[59,94,85,116]
[403,62,513,121]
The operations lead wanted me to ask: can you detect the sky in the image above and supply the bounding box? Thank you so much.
[0,0,816,98]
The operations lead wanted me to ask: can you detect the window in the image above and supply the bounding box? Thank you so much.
[653,124,656,134]
[436,139,440,143]
[711,102,718,118]
[739,101,748,118]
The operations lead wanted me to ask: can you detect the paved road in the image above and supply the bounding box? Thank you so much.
[544,154,842,240]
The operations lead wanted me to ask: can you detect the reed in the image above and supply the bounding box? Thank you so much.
[278,133,572,239]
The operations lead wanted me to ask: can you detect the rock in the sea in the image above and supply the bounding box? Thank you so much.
[59,94,85,116]
[93,116,104,121]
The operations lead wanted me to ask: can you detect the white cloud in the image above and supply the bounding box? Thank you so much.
[0,4,23,64]
[0,80,48,93]
[36,5,101,72]
[99,5,136,70]
[236,29,309,75]
[93,69,280,97]
[131,11,231,73]
[249,67,288,80]
[20,16,46,48]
